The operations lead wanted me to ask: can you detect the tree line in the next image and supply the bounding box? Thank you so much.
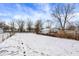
[0,4,79,40]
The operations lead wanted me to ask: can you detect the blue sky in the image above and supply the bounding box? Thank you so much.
[0,3,50,22]
[0,3,79,23]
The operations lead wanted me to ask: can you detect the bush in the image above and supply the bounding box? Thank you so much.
[41,30,79,40]
[51,30,79,40]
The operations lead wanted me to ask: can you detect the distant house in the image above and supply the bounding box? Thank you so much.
[41,28,50,34]
[41,28,59,34]
[0,28,3,34]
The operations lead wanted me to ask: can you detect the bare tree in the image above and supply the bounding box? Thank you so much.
[0,21,5,28]
[51,4,75,31]
[17,19,25,32]
[75,21,79,30]
[67,24,76,30]
[26,19,33,32]
[9,19,15,32]
[34,20,43,34]
[0,21,7,32]
[46,20,53,33]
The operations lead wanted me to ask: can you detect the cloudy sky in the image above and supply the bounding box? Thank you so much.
[0,3,79,24]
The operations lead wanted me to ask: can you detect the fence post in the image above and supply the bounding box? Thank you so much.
[75,28,78,40]
[2,33,5,42]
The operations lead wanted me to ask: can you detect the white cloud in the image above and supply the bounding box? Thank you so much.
[13,14,29,20]
[68,13,79,22]
[31,4,52,22]
[0,13,11,16]
[14,3,52,22]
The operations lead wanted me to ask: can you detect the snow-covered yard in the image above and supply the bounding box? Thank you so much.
[0,33,79,56]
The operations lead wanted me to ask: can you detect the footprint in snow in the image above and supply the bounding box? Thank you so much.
[24,55,26,56]
[21,43,23,45]
[23,47,24,49]
[32,51,39,53]
[23,51,26,54]
[0,50,8,54]
[41,52,45,55]
[23,51,26,56]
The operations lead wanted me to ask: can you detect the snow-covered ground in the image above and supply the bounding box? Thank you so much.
[0,33,79,56]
